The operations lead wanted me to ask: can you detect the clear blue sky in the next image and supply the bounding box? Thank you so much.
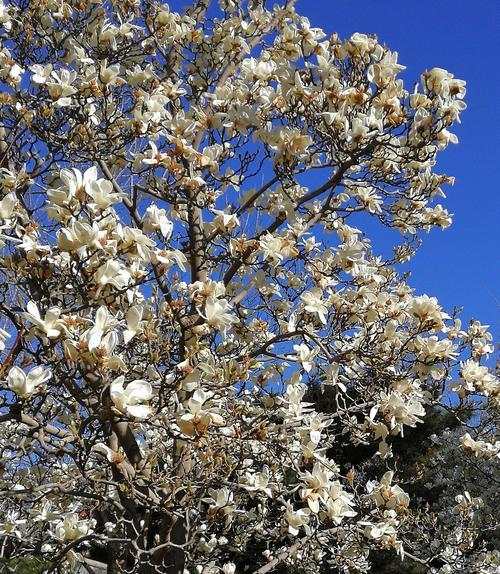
[169,0,499,336]
[296,0,500,336]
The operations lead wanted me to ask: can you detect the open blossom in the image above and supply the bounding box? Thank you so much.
[44,68,78,107]
[6,365,51,397]
[374,391,426,435]
[259,233,298,265]
[23,301,64,339]
[189,279,226,302]
[110,376,153,419]
[142,204,173,239]
[0,327,9,352]
[204,488,235,526]
[334,239,366,275]
[356,186,383,213]
[98,60,122,85]
[284,503,310,536]
[152,248,187,271]
[453,491,483,515]
[0,1,12,32]
[0,192,16,220]
[123,305,144,344]
[421,67,466,98]
[322,482,357,524]
[176,389,224,437]
[268,127,312,163]
[0,511,26,538]
[410,294,449,330]
[241,466,274,498]
[292,343,319,373]
[413,335,458,361]
[86,306,117,351]
[299,462,334,513]
[461,433,500,460]
[87,178,126,210]
[94,260,131,289]
[54,513,96,542]
[367,471,410,512]
[452,359,498,397]
[199,297,238,335]
[301,288,328,324]
[49,167,98,206]
[57,220,104,252]
[361,510,400,544]
[210,209,240,234]
[0,55,24,86]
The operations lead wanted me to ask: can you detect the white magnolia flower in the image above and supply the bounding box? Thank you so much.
[177,389,224,437]
[110,376,153,419]
[92,443,125,464]
[94,260,131,289]
[57,220,101,252]
[0,1,12,32]
[461,433,500,460]
[421,67,465,98]
[323,363,347,393]
[292,343,319,373]
[0,327,10,352]
[98,61,122,85]
[87,178,126,210]
[54,513,95,542]
[284,503,310,536]
[453,491,483,515]
[87,306,117,351]
[322,481,357,524]
[0,192,17,220]
[152,248,187,272]
[189,279,226,303]
[453,359,498,397]
[0,511,27,538]
[126,64,154,86]
[259,233,298,266]
[46,68,77,104]
[367,471,410,512]
[24,301,64,339]
[301,288,328,324]
[362,513,399,541]
[50,167,98,206]
[28,501,58,524]
[29,63,53,85]
[200,297,238,336]
[410,294,448,330]
[123,305,144,344]
[268,127,311,163]
[210,209,240,234]
[299,462,334,513]
[204,487,235,525]
[3,61,24,86]
[142,204,173,239]
[6,365,51,397]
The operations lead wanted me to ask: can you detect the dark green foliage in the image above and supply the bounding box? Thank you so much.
[0,557,51,574]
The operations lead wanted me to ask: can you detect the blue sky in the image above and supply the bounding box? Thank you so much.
[295,0,500,336]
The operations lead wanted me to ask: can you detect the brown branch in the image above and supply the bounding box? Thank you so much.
[251,536,308,574]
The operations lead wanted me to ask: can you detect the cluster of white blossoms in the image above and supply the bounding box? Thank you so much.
[0,1,497,573]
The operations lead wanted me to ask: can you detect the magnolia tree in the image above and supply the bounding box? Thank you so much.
[0,0,498,573]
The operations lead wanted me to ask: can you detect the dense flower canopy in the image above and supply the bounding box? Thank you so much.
[0,1,497,573]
